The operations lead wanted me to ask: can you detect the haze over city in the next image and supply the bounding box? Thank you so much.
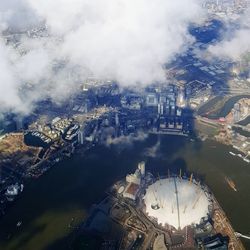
[0,0,249,113]
[0,1,250,250]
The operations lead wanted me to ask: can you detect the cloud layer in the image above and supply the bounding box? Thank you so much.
[208,7,250,61]
[0,0,205,114]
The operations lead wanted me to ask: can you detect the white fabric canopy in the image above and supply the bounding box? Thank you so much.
[143,177,210,229]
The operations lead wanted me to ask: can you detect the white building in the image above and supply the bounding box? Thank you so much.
[138,161,145,176]
[123,183,140,201]
[143,177,211,230]
[126,172,141,185]
[78,130,84,145]
[123,162,146,200]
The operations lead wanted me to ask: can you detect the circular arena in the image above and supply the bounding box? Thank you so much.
[143,177,211,230]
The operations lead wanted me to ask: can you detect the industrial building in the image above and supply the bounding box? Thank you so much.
[122,162,145,201]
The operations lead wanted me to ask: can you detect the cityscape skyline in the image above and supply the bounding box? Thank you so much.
[0,1,250,250]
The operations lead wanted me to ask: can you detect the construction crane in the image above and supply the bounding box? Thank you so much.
[179,169,182,180]
[158,173,162,185]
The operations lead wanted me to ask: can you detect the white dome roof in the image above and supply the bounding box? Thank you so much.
[143,177,211,229]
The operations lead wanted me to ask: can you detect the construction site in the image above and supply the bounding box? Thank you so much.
[0,133,40,177]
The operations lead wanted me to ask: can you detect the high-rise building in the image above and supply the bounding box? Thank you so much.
[115,113,119,127]
[78,130,84,145]
[138,161,145,176]
[15,117,23,131]
[177,88,186,108]
[158,103,164,115]
[233,103,241,123]
[146,93,158,106]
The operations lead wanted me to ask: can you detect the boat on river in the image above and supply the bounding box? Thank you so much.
[225,177,237,192]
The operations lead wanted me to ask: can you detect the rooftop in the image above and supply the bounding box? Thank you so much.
[143,177,211,229]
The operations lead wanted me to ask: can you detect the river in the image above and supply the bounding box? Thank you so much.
[198,94,250,119]
[0,135,250,250]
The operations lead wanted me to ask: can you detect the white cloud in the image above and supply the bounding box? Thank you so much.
[0,39,24,112]
[144,138,161,158]
[0,0,41,31]
[105,131,148,151]
[0,0,205,113]
[207,7,250,61]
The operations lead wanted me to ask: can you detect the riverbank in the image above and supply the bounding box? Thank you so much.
[0,135,249,249]
[197,94,250,119]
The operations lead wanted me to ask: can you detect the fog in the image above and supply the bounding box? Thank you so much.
[208,7,250,61]
[0,0,205,114]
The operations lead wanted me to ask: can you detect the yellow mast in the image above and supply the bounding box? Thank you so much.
[158,173,162,185]
[189,173,193,184]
